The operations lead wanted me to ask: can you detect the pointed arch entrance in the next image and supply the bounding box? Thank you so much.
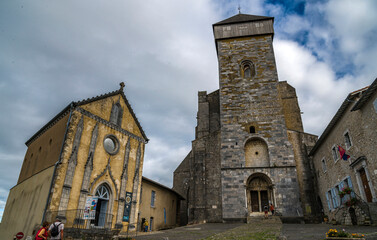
[94,184,111,227]
[246,173,274,213]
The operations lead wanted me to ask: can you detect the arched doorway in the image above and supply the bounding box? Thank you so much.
[94,184,111,227]
[246,173,274,213]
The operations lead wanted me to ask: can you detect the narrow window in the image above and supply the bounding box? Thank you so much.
[344,132,352,149]
[321,158,327,172]
[151,190,156,207]
[110,102,123,126]
[334,185,341,208]
[326,191,332,210]
[332,146,338,162]
[241,60,255,79]
[164,208,166,224]
[244,65,251,78]
[249,126,256,133]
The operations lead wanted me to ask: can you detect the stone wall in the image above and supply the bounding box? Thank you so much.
[217,33,301,219]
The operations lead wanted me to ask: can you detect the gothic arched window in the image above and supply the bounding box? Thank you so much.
[241,60,255,79]
[110,102,123,126]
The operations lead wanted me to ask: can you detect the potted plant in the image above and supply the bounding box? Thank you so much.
[331,218,337,225]
[345,197,358,207]
[325,228,365,239]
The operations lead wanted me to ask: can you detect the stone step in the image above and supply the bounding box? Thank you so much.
[367,202,377,224]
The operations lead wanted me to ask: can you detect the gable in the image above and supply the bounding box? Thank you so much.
[79,93,146,140]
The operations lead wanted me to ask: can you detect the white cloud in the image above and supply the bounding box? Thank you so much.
[274,39,359,135]
[143,136,190,188]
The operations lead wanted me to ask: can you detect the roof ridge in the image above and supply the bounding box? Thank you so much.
[213,13,273,26]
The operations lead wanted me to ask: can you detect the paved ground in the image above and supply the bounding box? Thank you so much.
[121,220,377,240]
[127,223,244,240]
[282,223,377,240]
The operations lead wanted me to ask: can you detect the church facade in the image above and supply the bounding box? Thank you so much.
[173,14,320,224]
[0,83,148,239]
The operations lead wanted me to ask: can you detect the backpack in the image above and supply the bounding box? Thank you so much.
[50,223,61,237]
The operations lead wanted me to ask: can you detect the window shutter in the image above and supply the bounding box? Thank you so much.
[326,192,331,210]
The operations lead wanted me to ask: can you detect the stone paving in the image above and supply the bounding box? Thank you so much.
[121,218,377,240]
[282,223,377,240]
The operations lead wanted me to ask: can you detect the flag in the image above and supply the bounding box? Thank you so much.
[338,145,350,161]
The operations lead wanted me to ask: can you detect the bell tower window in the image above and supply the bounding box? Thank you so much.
[241,60,255,79]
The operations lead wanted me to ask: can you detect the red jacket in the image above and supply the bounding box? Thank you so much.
[35,227,48,240]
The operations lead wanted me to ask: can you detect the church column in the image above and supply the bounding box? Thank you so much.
[129,142,142,229]
[58,116,84,218]
[115,139,131,228]
[77,124,99,215]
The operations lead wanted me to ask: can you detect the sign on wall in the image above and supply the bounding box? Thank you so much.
[84,196,98,220]
[123,192,133,222]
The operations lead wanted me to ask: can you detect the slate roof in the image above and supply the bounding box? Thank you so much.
[25,83,148,146]
[142,176,185,200]
[309,84,372,156]
[351,78,377,111]
[213,13,273,26]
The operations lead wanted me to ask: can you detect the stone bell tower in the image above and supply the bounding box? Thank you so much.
[213,14,303,221]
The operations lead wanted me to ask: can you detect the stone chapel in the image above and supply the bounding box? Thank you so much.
[173,13,320,224]
[0,83,148,239]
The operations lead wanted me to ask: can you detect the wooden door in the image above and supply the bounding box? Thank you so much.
[359,168,372,202]
[260,191,269,210]
[251,191,259,212]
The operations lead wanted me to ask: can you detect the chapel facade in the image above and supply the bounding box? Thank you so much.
[0,83,148,239]
[173,13,320,224]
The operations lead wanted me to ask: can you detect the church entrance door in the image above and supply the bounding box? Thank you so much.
[94,184,110,227]
[246,173,274,213]
[251,191,259,212]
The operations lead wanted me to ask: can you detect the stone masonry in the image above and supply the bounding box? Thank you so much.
[173,13,319,224]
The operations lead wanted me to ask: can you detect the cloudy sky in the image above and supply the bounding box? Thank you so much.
[0,0,376,221]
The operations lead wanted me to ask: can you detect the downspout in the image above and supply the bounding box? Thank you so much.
[41,102,75,223]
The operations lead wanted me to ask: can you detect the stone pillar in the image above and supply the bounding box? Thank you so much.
[115,139,131,228]
[58,116,84,218]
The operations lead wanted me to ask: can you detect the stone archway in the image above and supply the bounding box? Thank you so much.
[246,173,274,213]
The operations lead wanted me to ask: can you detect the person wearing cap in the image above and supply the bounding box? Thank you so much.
[48,217,64,240]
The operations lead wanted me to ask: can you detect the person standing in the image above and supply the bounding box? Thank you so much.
[144,220,149,232]
[269,203,275,216]
[35,222,49,240]
[264,205,269,219]
[48,217,64,240]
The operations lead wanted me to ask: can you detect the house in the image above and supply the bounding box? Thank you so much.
[139,177,184,232]
[310,78,377,225]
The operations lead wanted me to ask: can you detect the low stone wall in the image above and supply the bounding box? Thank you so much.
[64,228,120,240]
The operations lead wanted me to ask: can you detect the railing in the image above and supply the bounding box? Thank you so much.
[332,191,371,224]
[44,209,114,229]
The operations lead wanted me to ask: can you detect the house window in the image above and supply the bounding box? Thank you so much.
[326,191,333,210]
[332,146,338,162]
[151,190,156,207]
[249,126,256,133]
[344,132,352,149]
[321,158,327,172]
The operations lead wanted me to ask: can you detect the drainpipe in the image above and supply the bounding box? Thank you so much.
[41,102,75,223]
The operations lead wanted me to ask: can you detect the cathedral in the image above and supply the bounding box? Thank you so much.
[173,13,320,224]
